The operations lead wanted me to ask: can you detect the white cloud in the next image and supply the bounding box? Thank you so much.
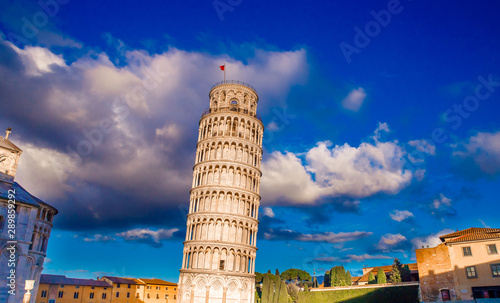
[2,36,309,229]
[376,233,407,250]
[454,131,500,175]
[411,229,454,249]
[263,207,275,218]
[390,210,414,222]
[261,124,414,205]
[116,228,179,243]
[263,230,372,244]
[408,139,436,156]
[11,44,67,76]
[83,234,116,242]
[432,193,452,209]
[344,254,392,262]
[341,87,366,112]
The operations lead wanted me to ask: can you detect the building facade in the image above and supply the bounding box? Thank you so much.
[416,227,500,301]
[0,128,57,303]
[37,275,178,303]
[36,274,112,303]
[178,81,264,303]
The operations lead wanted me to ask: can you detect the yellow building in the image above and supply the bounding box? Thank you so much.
[36,274,178,303]
[99,276,145,303]
[417,227,500,301]
[139,279,177,303]
[36,274,112,303]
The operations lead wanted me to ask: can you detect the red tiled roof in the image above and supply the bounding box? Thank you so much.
[139,278,177,286]
[439,227,500,243]
[41,274,110,287]
[102,276,144,285]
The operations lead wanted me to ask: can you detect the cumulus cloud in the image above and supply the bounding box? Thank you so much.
[341,87,366,112]
[411,229,454,249]
[390,210,414,222]
[264,229,372,244]
[454,131,500,175]
[261,124,415,205]
[263,207,275,218]
[116,228,179,247]
[0,35,309,231]
[376,233,407,251]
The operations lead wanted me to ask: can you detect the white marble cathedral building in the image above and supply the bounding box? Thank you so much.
[0,128,57,303]
[178,81,264,303]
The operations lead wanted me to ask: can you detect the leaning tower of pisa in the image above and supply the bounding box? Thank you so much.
[178,80,264,303]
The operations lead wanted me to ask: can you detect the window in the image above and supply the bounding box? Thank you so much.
[75,286,80,289]
[165,294,169,299]
[136,293,140,298]
[219,260,225,270]
[116,292,119,298]
[128,284,131,288]
[174,295,177,299]
[73,292,79,299]
[156,286,160,290]
[91,286,95,289]
[165,287,168,290]
[174,288,176,291]
[147,293,150,299]
[60,285,64,288]
[127,292,130,298]
[58,291,63,298]
[117,283,121,288]
[102,293,107,299]
[466,266,478,279]
[147,286,151,289]
[41,290,47,298]
[487,244,498,254]
[90,292,94,299]
[156,294,160,299]
[463,246,472,256]
[491,264,500,277]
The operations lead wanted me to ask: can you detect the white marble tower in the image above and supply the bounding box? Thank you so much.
[178,81,264,303]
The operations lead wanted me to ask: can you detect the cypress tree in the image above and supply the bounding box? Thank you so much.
[255,290,260,303]
[324,270,331,287]
[262,274,270,303]
[346,270,352,286]
[304,284,309,291]
[376,268,386,284]
[273,274,280,303]
[278,281,289,303]
[368,272,376,284]
[312,276,318,288]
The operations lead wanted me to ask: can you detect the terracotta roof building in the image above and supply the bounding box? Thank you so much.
[416,227,500,301]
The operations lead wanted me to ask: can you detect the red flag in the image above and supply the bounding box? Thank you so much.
[219,65,225,71]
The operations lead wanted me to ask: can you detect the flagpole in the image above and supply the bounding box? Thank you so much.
[224,63,226,83]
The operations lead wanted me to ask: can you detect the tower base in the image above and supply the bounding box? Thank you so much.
[178,272,255,303]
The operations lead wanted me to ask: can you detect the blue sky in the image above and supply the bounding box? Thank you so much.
[1,0,500,281]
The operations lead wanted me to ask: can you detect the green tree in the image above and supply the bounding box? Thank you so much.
[281,269,311,283]
[323,270,331,287]
[278,281,289,303]
[256,272,264,283]
[401,264,411,282]
[303,284,309,291]
[312,276,318,288]
[273,273,281,303]
[368,272,376,284]
[262,274,271,303]
[390,259,403,283]
[376,268,387,284]
[345,271,352,286]
[255,290,260,303]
